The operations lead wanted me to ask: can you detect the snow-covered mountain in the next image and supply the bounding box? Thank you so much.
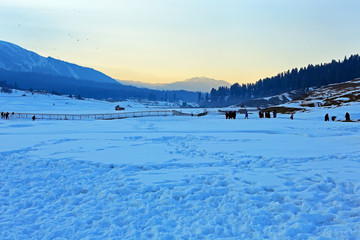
[119,77,232,92]
[0,40,230,93]
[0,40,118,84]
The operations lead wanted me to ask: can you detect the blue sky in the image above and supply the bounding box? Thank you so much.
[1,0,360,84]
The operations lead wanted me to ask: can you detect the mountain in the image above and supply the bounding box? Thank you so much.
[163,77,232,92]
[0,40,117,84]
[119,77,232,92]
[0,41,231,92]
[117,80,163,89]
[0,41,199,102]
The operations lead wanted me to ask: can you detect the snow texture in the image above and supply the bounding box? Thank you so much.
[0,90,360,239]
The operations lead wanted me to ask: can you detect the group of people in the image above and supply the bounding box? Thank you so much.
[225,110,294,120]
[227,110,353,122]
[225,111,237,119]
[224,110,251,119]
[225,110,281,120]
[1,112,13,119]
[1,112,36,121]
[258,111,277,119]
[325,112,351,122]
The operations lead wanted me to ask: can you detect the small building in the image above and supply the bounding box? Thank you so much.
[115,105,125,111]
[300,101,322,107]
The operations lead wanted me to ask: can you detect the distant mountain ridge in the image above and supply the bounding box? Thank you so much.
[0,41,231,93]
[0,40,118,84]
[119,77,232,92]
[0,40,199,102]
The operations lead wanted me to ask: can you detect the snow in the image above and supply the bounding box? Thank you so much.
[1,90,360,239]
[0,90,179,114]
[260,92,292,102]
[282,93,292,101]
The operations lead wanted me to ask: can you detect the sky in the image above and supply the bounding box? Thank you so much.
[1,0,360,84]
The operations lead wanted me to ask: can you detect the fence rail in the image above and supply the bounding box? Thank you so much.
[6,110,174,121]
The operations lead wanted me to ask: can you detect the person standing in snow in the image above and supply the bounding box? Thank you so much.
[245,111,249,119]
[32,115,36,121]
[290,113,294,120]
[273,111,277,118]
[345,112,350,121]
[325,114,329,121]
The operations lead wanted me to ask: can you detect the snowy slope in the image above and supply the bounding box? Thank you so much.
[242,78,360,109]
[1,91,360,239]
[299,78,360,107]
[0,89,181,114]
[240,90,304,108]
[0,40,118,84]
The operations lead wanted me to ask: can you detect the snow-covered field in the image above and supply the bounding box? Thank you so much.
[1,91,360,239]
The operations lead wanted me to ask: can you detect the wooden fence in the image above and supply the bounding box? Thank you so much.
[7,110,174,121]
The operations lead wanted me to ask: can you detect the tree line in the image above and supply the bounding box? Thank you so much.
[209,54,360,104]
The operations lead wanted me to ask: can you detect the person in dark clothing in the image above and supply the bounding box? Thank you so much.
[245,111,249,119]
[290,113,294,120]
[345,112,350,121]
[1,112,3,119]
[259,111,262,118]
[231,111,236,119]
[325,114,329,121]
[5,112,9,119]
[273,111,277,118]
[32,115,36,121]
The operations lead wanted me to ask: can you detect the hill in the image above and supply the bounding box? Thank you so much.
[0,40,117,84]
[0,41,198,102]
[208,55,360,107]
[119,77,232,92]
[292,78,360,107]
[238,78,360,110]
